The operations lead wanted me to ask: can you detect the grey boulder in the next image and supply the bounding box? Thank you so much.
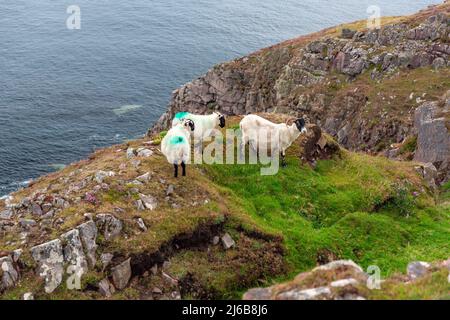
[0,209,13,220]
[30,239,64,293]
[111,258,132,290]
[139,194,158,211]
[0,255,19,291]
[77,220,98,268]
[407,261,431,280]
[98,278,115,297]
[61,229,89,274]
[221,233,236,249]
[95,214,123,241]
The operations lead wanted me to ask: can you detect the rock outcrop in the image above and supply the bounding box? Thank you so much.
[0,255,19,292]
[413,96,450,184]
[14,215,124,294]
[111,258,132,290]
[243,259,368,300]
[77,221,98,268]
[95,214,123,241]
[243,258,450,300]
[30,239,65,293]
[61,229,89,275]
[297,124,341,167]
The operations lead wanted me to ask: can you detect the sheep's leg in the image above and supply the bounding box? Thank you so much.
[249,139,257,152]
[174,164,178,178]
[194,139,202,156]
[256,143,261,160]
[181,162,186,176]
[239,133,248,162]
[281,151,287,168]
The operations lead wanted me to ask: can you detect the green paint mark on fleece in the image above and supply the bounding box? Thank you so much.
[169,136,185,145]
[174,112,190,119]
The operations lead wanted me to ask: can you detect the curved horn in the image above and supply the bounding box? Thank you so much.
[285,117,297,125]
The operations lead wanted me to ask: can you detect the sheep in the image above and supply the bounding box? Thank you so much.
[239,115,306,167]
[161,119,195,177]
[172,111,225,152]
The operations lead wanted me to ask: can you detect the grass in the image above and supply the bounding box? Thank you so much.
[399,136,417,155]
[204,117,450,280]
[439,182,450,203]
[365,67,450,113]
[330,16,407,38]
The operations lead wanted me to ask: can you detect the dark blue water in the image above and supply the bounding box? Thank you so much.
[0,0,441,195]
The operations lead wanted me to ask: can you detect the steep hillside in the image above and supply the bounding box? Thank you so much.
[1,114,449,300]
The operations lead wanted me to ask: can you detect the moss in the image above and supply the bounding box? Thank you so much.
[102,189,127,203]
[153,139,162,145]
[207,102,217,110]
[113,287,141,300]
[375,183,417,217]
[81,272,103,291]
[439,182,450,203]
[399,136,417,155]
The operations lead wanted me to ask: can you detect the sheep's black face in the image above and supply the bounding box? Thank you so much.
[187,119,195,131]
[295,118,306,132]
[182,119,195,131]
[219,114,225,128]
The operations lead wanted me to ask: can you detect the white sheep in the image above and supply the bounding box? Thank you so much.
[239,115,307,167]
[172,111,225,151]
[161,119,195,177]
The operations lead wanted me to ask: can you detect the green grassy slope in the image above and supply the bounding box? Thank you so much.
[205,117,450,281]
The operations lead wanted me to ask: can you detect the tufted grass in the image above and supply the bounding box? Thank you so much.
[205,118,450,279]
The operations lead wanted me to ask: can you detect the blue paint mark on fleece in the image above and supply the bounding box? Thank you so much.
[174,112,190,119]
[169,136,185,145]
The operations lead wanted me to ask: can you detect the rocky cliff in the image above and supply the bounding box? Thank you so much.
[152,1,449,182]
[1,4,449,300]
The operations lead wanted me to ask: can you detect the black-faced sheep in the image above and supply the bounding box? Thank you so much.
[161,118,195,177]
[172,112,225,152]
[239,115,307,167]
